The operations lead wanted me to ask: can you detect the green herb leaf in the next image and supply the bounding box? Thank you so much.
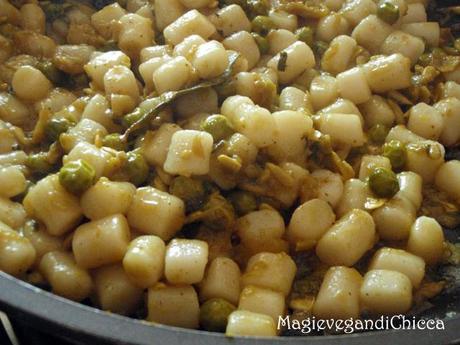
[121,53,240,141]
[277,51,288,72]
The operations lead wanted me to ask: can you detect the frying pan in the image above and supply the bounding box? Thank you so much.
[1,0,460,344]
[0,266,459,345]
[0,181,459,345]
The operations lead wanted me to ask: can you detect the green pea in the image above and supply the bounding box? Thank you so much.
[251,33,269,55]
[228,190,257,215]
[201,115,234,141]
[368,167,399,198]
[102,133,127,151]
[383,140,407,169]
[377,1,399,25]
[45,117,75,142]
[251,16,274,36]
[200,298,236,332]
[37,60,64,85]
[202,194,235,230]
[368,124,389,144]
[170,176,206,212]
[122,108,145,129]
[26,153,54,175]
[59,159,96,194]
[125,151,149,186]
[296,26,314,46]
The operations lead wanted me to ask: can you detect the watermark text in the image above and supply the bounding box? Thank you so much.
[278,315,446,334]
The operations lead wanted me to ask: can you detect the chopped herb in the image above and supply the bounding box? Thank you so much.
[277,51,288,72]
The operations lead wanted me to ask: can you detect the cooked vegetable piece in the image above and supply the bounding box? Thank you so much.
[26,153,55,175]
[102,133,127,151]
[201,115,234,141]
[383,140,407,169]
[122,108,147,129]
[251,33,269,54]
[45,117,75,142]
[169,176,206,212]
[368,167,399,198]
[251,16,274,36]
[377,1,400,25]
[296,26,314,46]
[125,151,149,186]
[200,298,236,332]
[59,159,96,194]
[228,190,257,215]
[368,124,389,144]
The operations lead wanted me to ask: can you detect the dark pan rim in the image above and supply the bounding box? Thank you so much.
[0,272,459,345]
